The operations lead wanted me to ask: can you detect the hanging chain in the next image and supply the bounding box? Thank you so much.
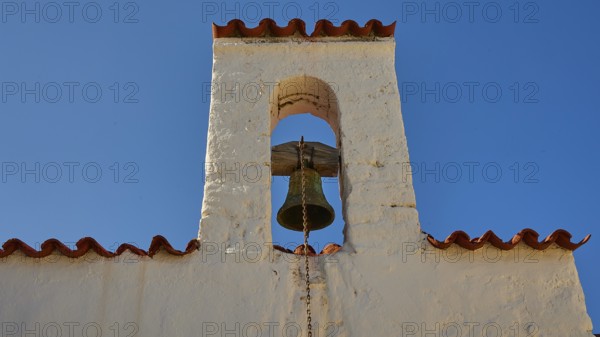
[299,137,312,337]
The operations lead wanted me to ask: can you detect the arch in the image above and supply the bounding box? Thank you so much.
[269,76,341,147]
[269,75,345,247]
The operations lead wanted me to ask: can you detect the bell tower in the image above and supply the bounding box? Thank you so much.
[199,19,420,253]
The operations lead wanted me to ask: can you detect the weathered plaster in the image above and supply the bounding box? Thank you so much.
[0,243,593,337]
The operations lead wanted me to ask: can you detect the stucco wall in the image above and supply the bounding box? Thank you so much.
[0,37,593,337]
[0,242,593,337]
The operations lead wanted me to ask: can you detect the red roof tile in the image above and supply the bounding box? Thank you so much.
[0,236,199,258]
[273,243,342,256]
[213,18,395,38]
[427,229,590,251]
[1,228,586,259]
[0,236,340,259]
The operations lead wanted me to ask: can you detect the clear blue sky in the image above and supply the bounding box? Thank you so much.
[1,0,598,329]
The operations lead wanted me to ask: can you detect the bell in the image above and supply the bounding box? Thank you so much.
[277,166,335,231]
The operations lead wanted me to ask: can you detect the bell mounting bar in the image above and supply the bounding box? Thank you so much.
[271,141,339,177]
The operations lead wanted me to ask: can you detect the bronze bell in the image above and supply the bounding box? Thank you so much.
[276,164,335,231]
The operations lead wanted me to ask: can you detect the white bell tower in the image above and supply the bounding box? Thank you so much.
[199,19,420,254]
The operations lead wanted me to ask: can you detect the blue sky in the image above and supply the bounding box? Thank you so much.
[1,0,598,329]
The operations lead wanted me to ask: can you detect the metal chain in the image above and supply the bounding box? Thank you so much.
[299,137,312,337]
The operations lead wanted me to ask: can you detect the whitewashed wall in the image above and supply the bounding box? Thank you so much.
[0,243,593,336]
[0,37,593,337]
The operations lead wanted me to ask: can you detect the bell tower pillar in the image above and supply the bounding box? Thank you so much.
[199,19,422,253]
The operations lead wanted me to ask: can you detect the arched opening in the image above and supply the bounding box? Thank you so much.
[269,76,344,252]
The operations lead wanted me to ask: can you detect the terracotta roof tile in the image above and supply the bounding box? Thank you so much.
[213,18,395,38]
[273,243,342,256]
[321,243,343,254]
[0,236,340,259]
[427,229,590,251]
[0,236,199,259]
[3,228,584,259]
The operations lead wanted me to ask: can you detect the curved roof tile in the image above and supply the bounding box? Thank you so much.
[0,236,199,258]
[273,243,342,256]
[427,229,590,251]
[0,236,340,259]
[213,18,395,38]
[1,228,586,259]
